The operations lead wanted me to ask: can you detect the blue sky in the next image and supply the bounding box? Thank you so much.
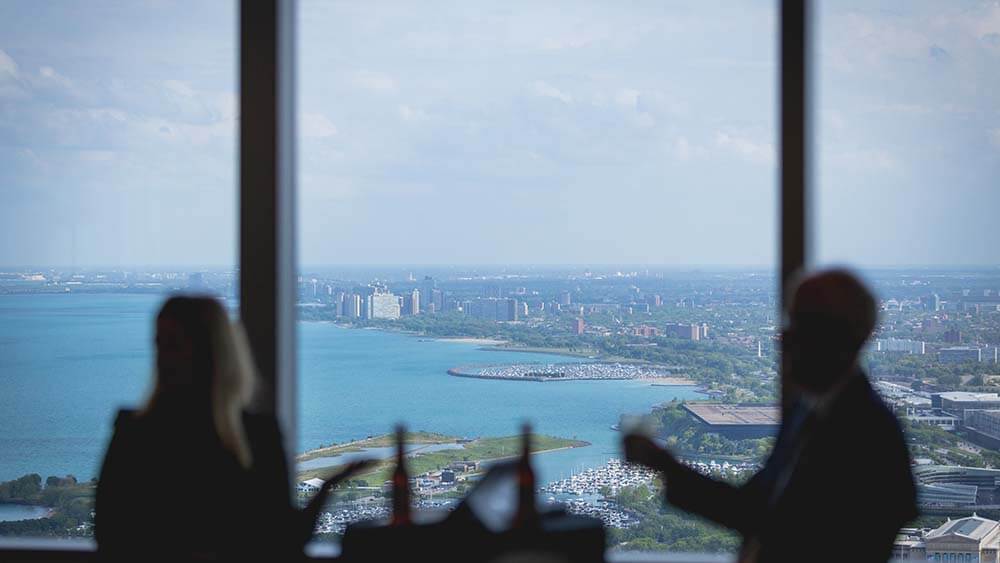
[0,1,997,268]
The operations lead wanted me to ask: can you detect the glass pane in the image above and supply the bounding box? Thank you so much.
[298,0,777,553]
[816,0,1000,534]
[0,1,237,538]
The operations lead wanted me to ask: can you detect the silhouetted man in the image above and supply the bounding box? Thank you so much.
[624,269,917,562]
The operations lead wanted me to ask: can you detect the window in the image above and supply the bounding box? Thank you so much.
[815,0,1000,492]
[0,0,237,538]
[296,0,777,552]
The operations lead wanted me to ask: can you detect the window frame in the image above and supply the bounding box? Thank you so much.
[0,0,810,559]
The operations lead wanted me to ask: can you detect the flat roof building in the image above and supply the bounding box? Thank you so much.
[934,392,1000,418]
[940,346,984,364]
[682,403,780,439]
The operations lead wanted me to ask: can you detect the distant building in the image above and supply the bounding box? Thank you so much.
[408,289,420,315]
[417,277,434,309]
[934,392,1000,417]
[682,403,780,439]
[944,328,963,344]
[632,325,659,338]
[559,291,572,306]
[939,346,983,364]
[629,303,650,314]
[906,413,960,431]
[430,288,444,313]
[873,338,927,355]
[344,294,362,318]
[371,292,401,319]
[893,515,1000,561]
[924,293,942,312]
[700,323,709,339]
[664,322,700,341]
[964,410,1000,450]
[646,294,662,307]
[296,478,325,497]
[573,318,585,335]
[468,298,519,322]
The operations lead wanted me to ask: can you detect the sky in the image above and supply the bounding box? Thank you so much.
[0,1,997,268]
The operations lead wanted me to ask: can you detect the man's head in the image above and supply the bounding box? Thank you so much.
[783,269,877,395]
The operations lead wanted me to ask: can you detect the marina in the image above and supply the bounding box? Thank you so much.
[448,362,686,382]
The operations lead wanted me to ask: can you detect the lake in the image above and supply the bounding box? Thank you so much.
[0,294,704,485]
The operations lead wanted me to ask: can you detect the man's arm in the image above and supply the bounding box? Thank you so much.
[624,433,760,535]
[663,462,758,535]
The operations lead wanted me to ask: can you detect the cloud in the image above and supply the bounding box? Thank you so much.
[397,104,428,122]
[830,149,900,173]
[301,112,338,138]
[0,49,27,99]
[533,80,571,103]
[0,50,19,78]
[671,136,706,161]
[714,131,774,165]
[351,70,396,93]
[928,45,951,62]
[614,89,640,110]
[990,129,1000,152]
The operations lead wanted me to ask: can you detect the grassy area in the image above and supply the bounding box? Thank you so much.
[296,431,456,463]
[296,433,589,484]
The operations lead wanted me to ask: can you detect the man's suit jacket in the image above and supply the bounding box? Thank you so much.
[664,373,917,562]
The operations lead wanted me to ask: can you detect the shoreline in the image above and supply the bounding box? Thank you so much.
[295,434,591,483]
[304,320,596,360]
[436,337,509,346]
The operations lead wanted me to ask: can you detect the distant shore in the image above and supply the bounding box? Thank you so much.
[436,337,509,346]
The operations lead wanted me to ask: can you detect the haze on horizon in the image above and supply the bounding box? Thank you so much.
[1,1,998,269]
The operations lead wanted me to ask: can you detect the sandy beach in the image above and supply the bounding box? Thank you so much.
[638,376,697,386]
[436,337,509,346]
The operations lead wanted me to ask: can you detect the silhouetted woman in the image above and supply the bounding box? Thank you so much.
[95,296,366,561]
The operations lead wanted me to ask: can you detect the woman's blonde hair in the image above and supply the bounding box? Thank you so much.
[142,296,257,468]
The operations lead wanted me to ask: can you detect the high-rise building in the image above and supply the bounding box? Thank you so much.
[344,294,362,318]
[468,298,519,321]
[574,318,585,335]
[409,289,420,315]
[371,291,401,320]
[559,291,572,306]
[420,276,436,309]
[430,288,444,313]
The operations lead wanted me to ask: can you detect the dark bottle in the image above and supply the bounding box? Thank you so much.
[390,425,411,526]
[512,423,538,529]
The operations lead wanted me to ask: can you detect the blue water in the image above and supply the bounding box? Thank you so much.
[0,505,49,522]
[0,294,703,485]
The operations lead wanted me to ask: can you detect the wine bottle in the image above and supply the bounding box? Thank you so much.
[512,423,538,528]
[390,425,411,526]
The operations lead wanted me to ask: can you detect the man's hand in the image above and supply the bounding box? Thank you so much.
[623,433,679,473]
